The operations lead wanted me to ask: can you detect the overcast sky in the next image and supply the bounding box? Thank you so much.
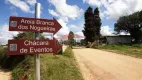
[0,0,142,44]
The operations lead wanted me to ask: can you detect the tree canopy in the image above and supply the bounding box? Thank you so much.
[68,31,74,48]
[13,32,45,40]
[94,7,101,40]
[83,7,101,43]
[68,31,74,40]
[115,11,142,43]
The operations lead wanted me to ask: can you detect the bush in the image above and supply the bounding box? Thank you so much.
[0,47,26,69]
[62,47,73,58]
[0,46,34,80]
[12,55,34,80]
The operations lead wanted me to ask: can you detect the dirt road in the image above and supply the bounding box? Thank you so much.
[73,48,142,80]
[0,69,11,80]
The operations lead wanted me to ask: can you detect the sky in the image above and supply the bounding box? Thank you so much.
[0,0,142,44]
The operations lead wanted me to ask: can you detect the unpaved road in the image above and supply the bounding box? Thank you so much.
[73,48,142,80]
[0,69,11,80]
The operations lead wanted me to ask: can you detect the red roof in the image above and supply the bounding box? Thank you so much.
[58,34,85,40]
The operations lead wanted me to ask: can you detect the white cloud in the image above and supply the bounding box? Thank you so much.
[55,18,70,36]
[83,0,101,7]
[48,0,84,37]
[107,0,115,4]
[25,0,36,5]
[0,24,18,45]
[48,0,84,20]
[43,18,70,38]
[69,24,83,32]
[83,0,142,20]
[48,9,59,17]
[100,25,114,36]
[6,0,36,13]
[119,32,130,35]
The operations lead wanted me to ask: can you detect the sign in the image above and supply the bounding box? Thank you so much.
[8,40,54,55]
[9,16,62,34]
[8,38,62,55]
[53,38,62,54]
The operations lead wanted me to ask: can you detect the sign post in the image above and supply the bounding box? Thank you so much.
[8,2,62,80]
[35,3,40,80]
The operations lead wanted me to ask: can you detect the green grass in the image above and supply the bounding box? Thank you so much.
[40,47,83,80]
[11,55,34,80]
[97,44,142,58]
[0,47,83,80]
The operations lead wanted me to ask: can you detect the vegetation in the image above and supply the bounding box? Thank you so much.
[0,32,83,80]
[98,44,142,58]
[40,47,83,80]
[0,46,83,80]
[83,7,101,44]
[68,31,75,48]
[115,10,142,43]
[13,32,45,40]
[94,7,102,40]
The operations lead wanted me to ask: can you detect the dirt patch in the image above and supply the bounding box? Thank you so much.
[0,69,11,80]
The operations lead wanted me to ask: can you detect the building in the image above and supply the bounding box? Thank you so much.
[101,35,131,44]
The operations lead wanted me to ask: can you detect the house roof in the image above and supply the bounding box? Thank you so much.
[58,34,85,40]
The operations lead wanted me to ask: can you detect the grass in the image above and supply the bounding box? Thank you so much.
[40,47,83,80]
[0,46,83,80]
[97,44,142,58]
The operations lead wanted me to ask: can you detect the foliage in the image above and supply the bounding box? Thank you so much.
[12,55,34,80]
[94,7,102,40]
[13,32,34,40]
[0,32,45,79]
[68,31,75,48]
[68,31,74,40]
[98,44,142,58]
[0,46,83,80]
[83,7,94,42]
[0,46,33,80]
[13,32,45,40]
[83,7,101,43]
[80,39,86,45]
[114,10,142,43]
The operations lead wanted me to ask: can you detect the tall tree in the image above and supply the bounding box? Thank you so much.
[83,7,94,43]
[115,11,142,43]
[83,7,101,44]
[93,7,101,40]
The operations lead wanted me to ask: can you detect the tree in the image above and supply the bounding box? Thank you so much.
[68,31,74,48]
[115,11,142,43]
[13,32,45,40]
[83,7,94,43]
[83,7,101,45]
[93,7,101,40]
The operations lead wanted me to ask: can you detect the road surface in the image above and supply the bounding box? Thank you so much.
[73,47,142,80]
[0,69,11,80]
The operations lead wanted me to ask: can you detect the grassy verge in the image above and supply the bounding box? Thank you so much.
[0,46,34,80]
[0,47,83,80]
[97,44,142,58]
[40,47,83,80]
